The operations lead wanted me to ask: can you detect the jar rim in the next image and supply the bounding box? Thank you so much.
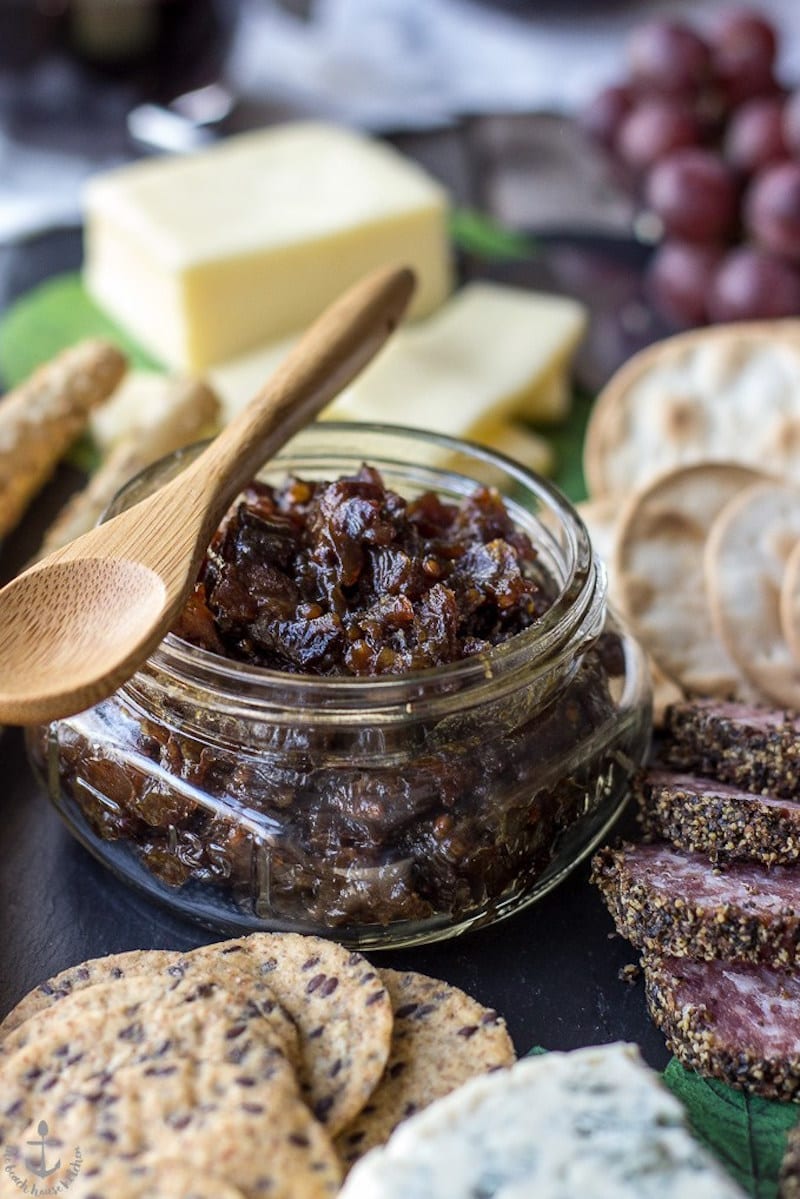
[112,423,603,707]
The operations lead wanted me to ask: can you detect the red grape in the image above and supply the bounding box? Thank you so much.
[617,99,701,173]
[745,162,800,262]
[628,20,711,94]
[707,246,800,322]
[783,90,800,158]
[724,96,788,174]
[645,149,738,241]
[710,10,779,106]
[579,84,633,147]
[647,240,725,327]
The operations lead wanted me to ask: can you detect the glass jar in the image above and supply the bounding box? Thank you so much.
[27,424,651,949]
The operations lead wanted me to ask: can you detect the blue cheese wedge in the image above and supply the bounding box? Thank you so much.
[339,1043,744,1199]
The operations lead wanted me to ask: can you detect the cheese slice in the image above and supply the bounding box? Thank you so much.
[339,1044,745,1199]
[209,282,585,444]
[84,122,452,370]
[327,282,584,437]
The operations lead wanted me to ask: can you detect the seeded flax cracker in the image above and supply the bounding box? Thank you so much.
[0,948,301,1072]
[0,973,298,1107]
[70,1158,246,1199]
[335,969,516,1168]
[583,319,800,500]
[706,480,800,709]
[614,462,765,698]
[53,1055,340,1199]
[185,933,393,1135]
[0,947,180,1037]
[0,980,341,1199]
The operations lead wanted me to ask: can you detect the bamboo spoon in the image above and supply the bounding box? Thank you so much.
[0,265,415,725]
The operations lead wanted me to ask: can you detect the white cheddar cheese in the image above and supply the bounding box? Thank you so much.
[339,1044,745,1199]
[327,282,584,437]
[84,122,452,370]
[209,282,585,445]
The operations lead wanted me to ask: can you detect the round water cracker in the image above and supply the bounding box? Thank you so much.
[781,539,800,669]
[334,969,516,1168]
[584,320,800,500]
[614,462,765,697]
[0,947,180,1038]
[705,480,800,709]
[185,933,393,1135]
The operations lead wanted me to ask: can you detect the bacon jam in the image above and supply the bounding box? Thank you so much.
[29,460,650,940]
[172,466,554,675]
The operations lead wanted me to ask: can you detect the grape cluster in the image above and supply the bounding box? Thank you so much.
[580,10,800,327]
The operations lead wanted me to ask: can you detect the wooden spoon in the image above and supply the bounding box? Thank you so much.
[0,265,415,725]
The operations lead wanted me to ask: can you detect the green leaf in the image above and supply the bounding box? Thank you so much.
[545,385,593,504]
[663,1058,799,1199]
[450,208,536,261]
[0,273,161,390]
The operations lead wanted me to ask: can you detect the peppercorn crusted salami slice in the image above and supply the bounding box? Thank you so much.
[634,769,800,865]
[593,843,800,966]
[644,954,800,1101]
[662,700,800,797]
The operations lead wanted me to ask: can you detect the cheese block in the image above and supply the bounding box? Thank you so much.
[209,282,584,436]
[339,1044,745,1199]
[84,122,452,370]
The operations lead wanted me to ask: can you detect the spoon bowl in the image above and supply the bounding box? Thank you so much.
[0,559,167,719]
[0,265,415,725]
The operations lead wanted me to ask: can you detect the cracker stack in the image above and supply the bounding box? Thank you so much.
[0,933,515,1197]
[579,319,800,714]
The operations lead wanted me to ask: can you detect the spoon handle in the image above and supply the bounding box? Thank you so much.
[187,265,416,518]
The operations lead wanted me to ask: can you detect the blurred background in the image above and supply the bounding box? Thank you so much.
[0,0,797,241]
[3,0,800,377]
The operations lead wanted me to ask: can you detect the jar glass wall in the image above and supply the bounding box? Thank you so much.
[27,424,651,948]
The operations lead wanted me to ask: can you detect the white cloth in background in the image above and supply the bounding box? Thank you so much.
[227,0,800,129]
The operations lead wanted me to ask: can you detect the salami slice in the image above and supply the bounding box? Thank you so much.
[644,954,800,1101]
[635,769,800,866]
[593,842,800,966]
[662,700,800,798]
